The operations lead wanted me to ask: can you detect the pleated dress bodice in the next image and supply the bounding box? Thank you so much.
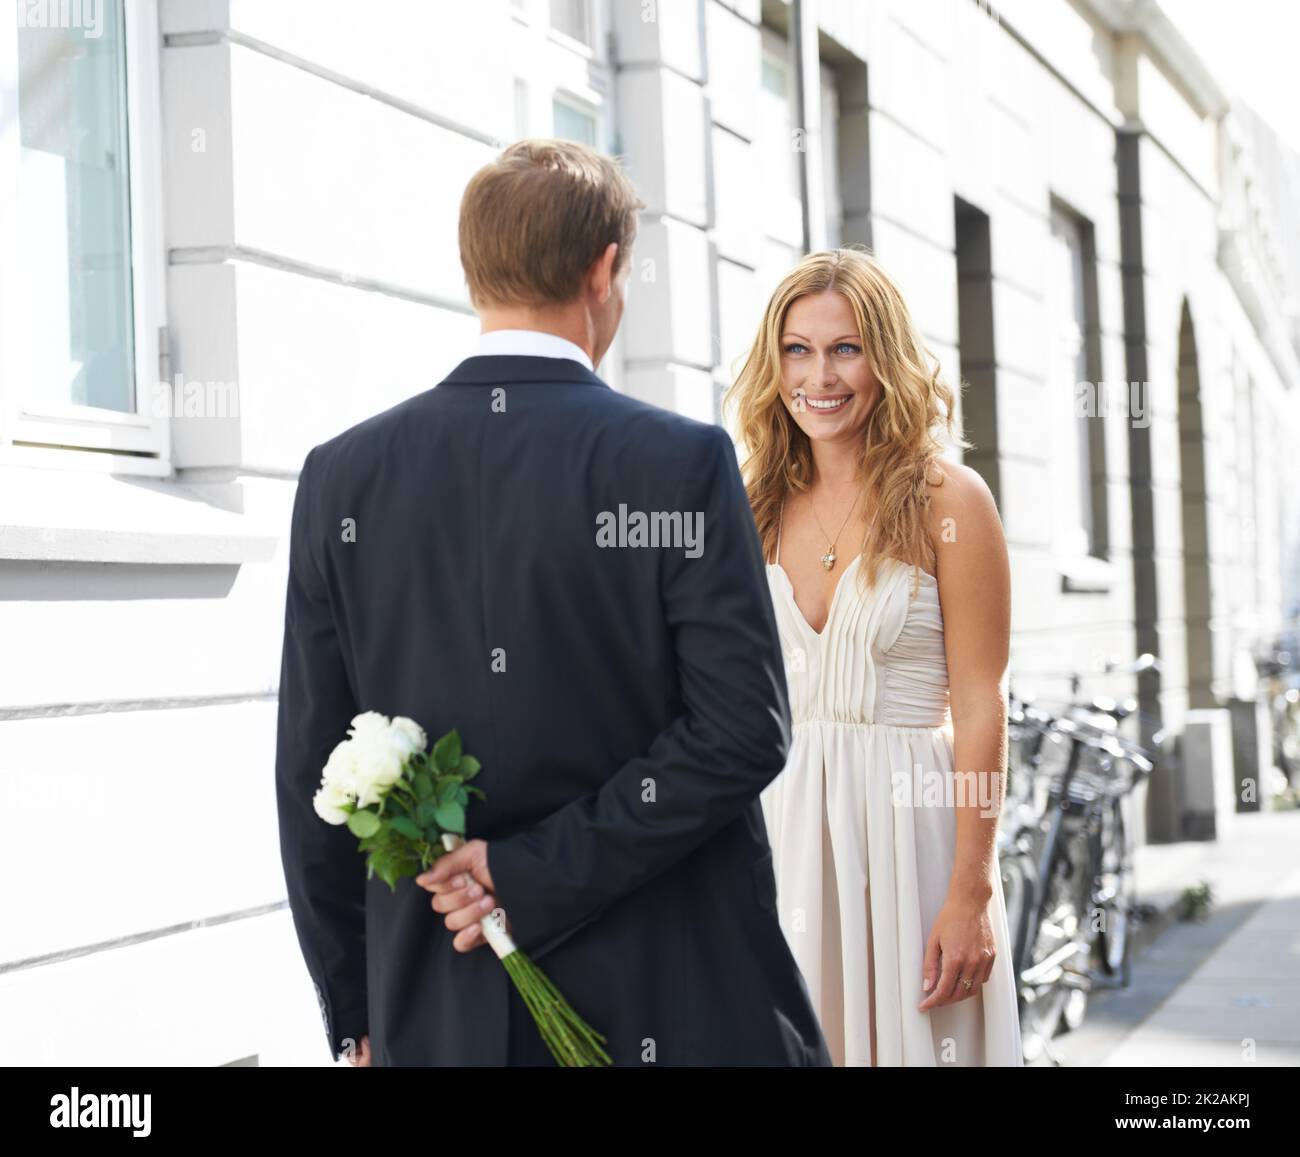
[766,553,951,732]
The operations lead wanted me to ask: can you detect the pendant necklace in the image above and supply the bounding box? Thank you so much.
[809,487,862,571]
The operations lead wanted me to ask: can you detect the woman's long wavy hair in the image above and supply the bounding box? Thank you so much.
[722,247,969,595]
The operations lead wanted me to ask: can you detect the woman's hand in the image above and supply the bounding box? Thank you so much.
[917,892,997,1012]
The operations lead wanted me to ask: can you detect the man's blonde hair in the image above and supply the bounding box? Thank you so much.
[458,138,644,309]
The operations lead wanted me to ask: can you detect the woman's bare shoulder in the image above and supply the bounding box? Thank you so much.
[922,459,1003,562]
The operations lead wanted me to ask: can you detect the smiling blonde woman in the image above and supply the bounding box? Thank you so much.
[723,247,1024,1067]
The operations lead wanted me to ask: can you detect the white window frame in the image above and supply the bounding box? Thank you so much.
[547,0,597,55]
[758,27,805,255]
[0,0,169,474]
[1046,202,1094,560]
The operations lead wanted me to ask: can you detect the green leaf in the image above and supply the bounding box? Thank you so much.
[458,755,481,780]
[433,801,465,834]
[453,785,469,806]
[415,801,439,828]
[347,809,381,838]
[390,816,422,841]
[411,772,434,800]
[432,730,462,772]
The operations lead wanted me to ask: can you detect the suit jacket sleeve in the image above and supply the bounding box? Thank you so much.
[486,423,792,959]
[275,446,369,1059]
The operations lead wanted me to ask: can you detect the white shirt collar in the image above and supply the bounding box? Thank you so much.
[474,329,594,372]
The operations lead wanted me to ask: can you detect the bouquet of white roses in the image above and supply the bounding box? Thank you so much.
[313,711,611,1067]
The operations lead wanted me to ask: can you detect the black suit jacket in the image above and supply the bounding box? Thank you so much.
[275,353,831,1066]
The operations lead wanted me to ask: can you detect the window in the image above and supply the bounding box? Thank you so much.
[758,33,800,208]
[514,78,530,139]
[18,9,133,413]
[552,96,597,147]
[757,28,803,283]
[820,62,841,249]
[1,0,166,463]
[955,198,998,506]
[549,0,593,48]
[761,57,786,97]
[1046,203,1096,558]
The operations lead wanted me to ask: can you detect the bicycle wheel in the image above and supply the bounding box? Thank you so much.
[999,844,1035,985]
[1021,836,1090,1052]
[1059,821,1095,1033]
[997,839,1037,1062]
[1096,794,1135,984]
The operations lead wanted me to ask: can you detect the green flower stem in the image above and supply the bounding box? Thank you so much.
[501,952,612,1067]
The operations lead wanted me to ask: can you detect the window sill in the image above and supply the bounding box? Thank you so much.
[546,26,598,60]
[1058,553,1115,594]
[0,465,277,566]
[3,442,172,478]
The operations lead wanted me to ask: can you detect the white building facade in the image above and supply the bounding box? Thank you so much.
[1,0,1297,1064]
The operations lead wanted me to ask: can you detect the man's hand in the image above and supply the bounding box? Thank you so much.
[415,839,509,952]
[343,1034,372,1066]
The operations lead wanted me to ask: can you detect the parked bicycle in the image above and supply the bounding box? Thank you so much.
[1254,632,1300,794]
[999,657,1165,1063]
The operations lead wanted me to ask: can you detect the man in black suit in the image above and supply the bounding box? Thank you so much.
[275,138,831,1066]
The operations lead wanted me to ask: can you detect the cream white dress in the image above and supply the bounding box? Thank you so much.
[759,515,1024,1067]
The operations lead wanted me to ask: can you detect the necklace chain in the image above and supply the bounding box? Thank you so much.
[808,486,861,571]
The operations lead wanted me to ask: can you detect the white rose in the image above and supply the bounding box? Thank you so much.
[350,728,405,808]
[349,711,390,739]
[313,778,354,825]
[390,716,427,759]
[321,739,359,793]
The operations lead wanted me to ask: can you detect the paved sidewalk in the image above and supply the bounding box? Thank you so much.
[1049,808,1300,1066]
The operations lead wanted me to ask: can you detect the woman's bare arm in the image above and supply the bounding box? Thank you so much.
[918,460,1012,1010]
